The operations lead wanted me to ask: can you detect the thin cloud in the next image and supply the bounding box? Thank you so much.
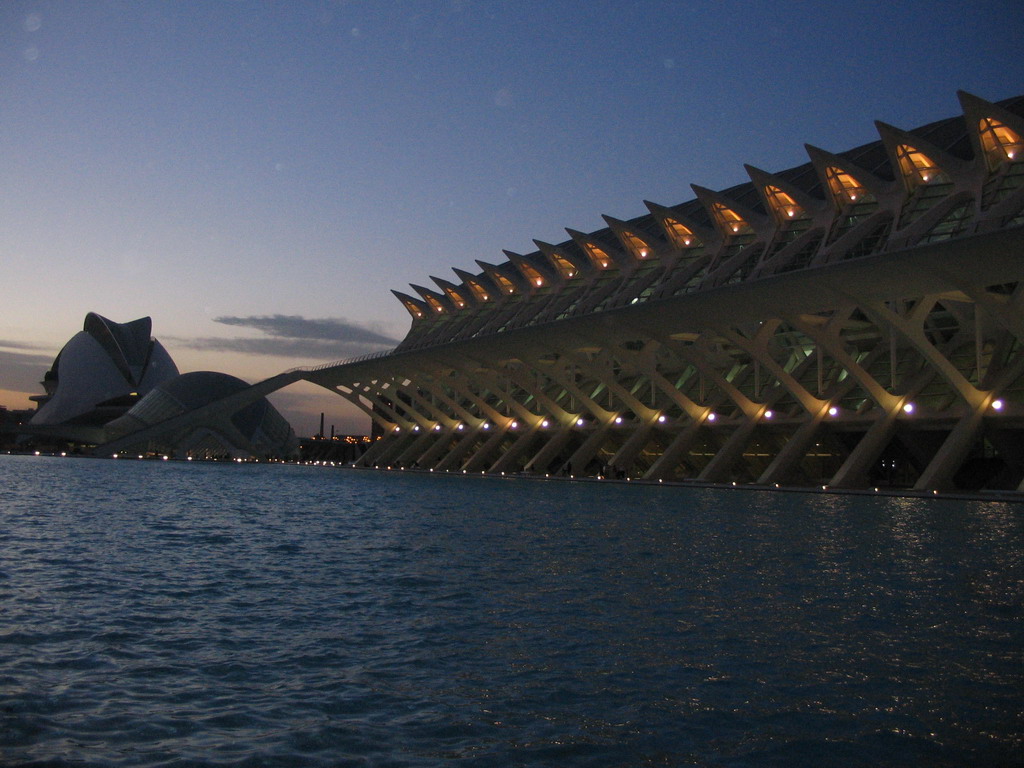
[213,315,398,346]
[0,339,49,351]
[178,336,390,360]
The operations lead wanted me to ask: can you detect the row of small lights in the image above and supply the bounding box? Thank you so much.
[389,398,1007,434]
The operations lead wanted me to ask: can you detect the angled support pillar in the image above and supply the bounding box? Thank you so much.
[395,430,441,467]
[914,408,984,491]
[489,424,545,474]
[435,429,485,472]
[564,423,614,476]
[415,429,463,468]
[829,412,898,488]
[758,410,828,485]
[463,428,512,472]
[366,433,418,467]
[609,421,656,476]
[697,418,760,483]
[644,421,705,481]
[355,435,393,466]
[524,425,576,474]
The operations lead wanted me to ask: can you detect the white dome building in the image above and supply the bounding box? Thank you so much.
[31,313,179,426]
[104,371,297,459]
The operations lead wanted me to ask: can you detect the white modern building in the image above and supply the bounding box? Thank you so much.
[294,91,1024,491]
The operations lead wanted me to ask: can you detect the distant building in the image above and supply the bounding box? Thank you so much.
[30,312,178,426]
[16,314,297,459]
[104,371,297,459]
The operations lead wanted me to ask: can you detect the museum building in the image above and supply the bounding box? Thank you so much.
[296,91,1024,492]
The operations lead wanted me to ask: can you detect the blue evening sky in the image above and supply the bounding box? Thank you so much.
[1,0,1021,433]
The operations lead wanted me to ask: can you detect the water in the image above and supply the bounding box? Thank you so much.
[0,455,1020,767]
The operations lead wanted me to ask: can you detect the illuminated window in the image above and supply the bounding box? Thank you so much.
[620,230,652,260]
[466,280,489,302]
[402,301,424,319]
[711,202,752,235]
[549,252,577,279]
[517,262,545,287]
[425,296,445,314]
[895,144,950,188]
[582,242,614,270]
[763,186,805,222]
[443,287,466,308]
[824,166,871,206]
[494,273,516,294]
[662,217,700,248]
[979,117,1022,169]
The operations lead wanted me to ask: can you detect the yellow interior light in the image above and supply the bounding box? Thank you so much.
[583,242,614,269]
[621,231,652,260]
[550,253,577,279]
[663,217,697,248]
[712,202,750,236]
[517,262,545,288]
[895,144,949,187]
[764,186,804,222]
[824,166,869,206]
[495,273,516,294]
[979,117,1023,168]
[466,280,489,302]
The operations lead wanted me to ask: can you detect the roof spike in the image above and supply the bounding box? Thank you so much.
[804,143,895,206]
[643,200,717,249]
[874,120,967,190]
[392,290,428,320]
[534,239,587,279]
[602,214,660,261]
[744,163,827,224]
[431,275,471,308]
[691,184,770,239]
[504,250,556,287]
[565,227,626,270]
[453,267,496,302]
[476,259,524,296]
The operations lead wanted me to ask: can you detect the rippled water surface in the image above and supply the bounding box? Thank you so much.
[1,455,1021,766]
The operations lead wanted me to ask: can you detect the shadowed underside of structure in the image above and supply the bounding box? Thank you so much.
[296,91,1024,492]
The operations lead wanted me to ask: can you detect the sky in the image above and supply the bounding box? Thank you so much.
[1,0,1022,435]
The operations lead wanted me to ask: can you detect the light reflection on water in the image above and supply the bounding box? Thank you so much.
[0,454,1020,767]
